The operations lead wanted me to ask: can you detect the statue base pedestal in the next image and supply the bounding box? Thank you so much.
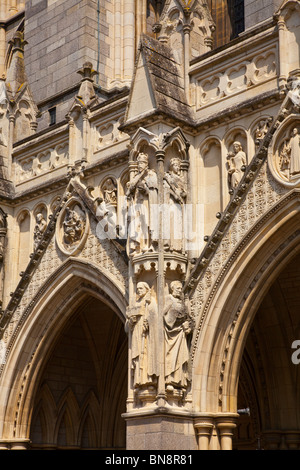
[123,408,197,450]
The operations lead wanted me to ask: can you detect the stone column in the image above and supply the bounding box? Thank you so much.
[123,0,135,82]
[155,147,166,407]
[194,416,214,450]
[216,414,238,450]
[277,16,288,90]
[114,0,122,83]
[182,23,191,101]
[0,23,5,80]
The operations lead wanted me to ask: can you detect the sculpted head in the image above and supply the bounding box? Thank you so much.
[233,141,242,153]
[137,153,149,173]
[169,158,181,175]
[136,281,150,298]
[170,280,183,298]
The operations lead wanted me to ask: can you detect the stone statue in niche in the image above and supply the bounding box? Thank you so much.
[126,153,158,255]
[63,205,85,247]
[279,128,300,179]
[163,280,193,390]
[33,213,47,250]
[102,177,117,207]
[126,282,158,388]
[163,157,187,253]
[97,177,118,239]
[227,141,247,190]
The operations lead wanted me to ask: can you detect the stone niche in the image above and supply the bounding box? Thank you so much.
[125,126,193,412]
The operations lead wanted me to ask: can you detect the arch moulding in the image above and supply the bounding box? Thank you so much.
[0,258,128,446]
[191,189,300,416]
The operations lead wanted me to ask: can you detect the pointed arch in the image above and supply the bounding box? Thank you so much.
[192,189,300,415]
[0,258,128,442]
[54,388,80,447]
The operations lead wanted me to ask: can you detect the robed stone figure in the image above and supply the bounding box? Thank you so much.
[126,153,158,255]
[127,282,158,388]
[163,280,193,389]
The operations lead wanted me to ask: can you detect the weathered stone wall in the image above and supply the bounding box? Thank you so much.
[23,0,110,130]
[244,0,282,30]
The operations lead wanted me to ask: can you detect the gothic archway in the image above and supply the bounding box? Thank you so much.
[233,251,300,450]
[0,260,128,450]
[30,294,127,450]
[191,190,300,449]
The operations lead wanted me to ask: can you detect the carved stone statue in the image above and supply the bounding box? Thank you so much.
[279,128,300,179]
[127,282,158,388]
[255,118,272,147]
[33,213,47,249]
[227,141,247,190]
[163,157,186,253]
[126,153,158,255]
[102,177,117,207]
[163,280,193,390]
[63,205,85,247]
[96,177,118,239]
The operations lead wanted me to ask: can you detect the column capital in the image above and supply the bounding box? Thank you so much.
[216,413,239,450]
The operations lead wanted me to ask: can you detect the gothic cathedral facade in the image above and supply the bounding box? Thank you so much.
[0,0,299,450]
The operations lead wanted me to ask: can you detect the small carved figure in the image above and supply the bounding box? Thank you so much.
[126,153,158,254]
[280,128,300,178]
[102,177,117,207]
[63,206,85,246]
[163,280,193,389]
[255,118,272,147]
[227,141,247,190]
[33,213,47,249]
[127,282,158,387]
